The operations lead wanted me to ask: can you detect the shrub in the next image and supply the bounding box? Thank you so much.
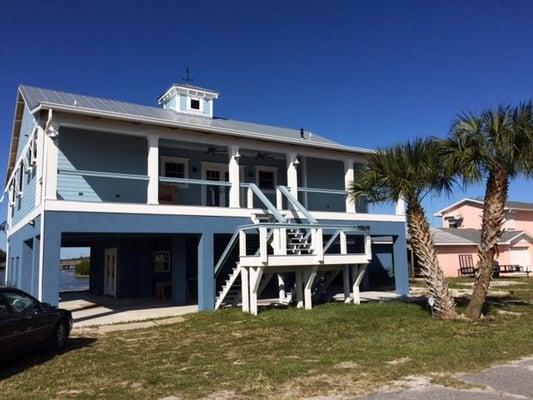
[75,259,90,276]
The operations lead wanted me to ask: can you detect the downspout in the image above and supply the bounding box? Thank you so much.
[37,108,53,300]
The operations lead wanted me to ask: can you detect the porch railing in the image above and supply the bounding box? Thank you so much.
[214,223,370,275]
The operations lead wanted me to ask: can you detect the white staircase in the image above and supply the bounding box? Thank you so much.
[215,265,242,309]
[214,184,372,313]
[287,228,312,255]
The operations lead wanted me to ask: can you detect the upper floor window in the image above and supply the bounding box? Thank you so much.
[189,98,202,112]
[256,167,277,192]
[17,167,24,195]
[161,156,189,188]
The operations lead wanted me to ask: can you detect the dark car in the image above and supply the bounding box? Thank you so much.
[0,287,72,357]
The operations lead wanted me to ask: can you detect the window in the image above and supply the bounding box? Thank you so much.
[161,157,189,188]
[17,167,24,195]
[256,167,277,192]
[3,291,38,314]
[190,98,200,110]
[188,97,203,112]
[165,162,185,178]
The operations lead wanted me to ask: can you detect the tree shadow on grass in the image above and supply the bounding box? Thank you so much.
[0,337,97,380]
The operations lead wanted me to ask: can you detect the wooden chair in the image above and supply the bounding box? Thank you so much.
[457,254,475,277]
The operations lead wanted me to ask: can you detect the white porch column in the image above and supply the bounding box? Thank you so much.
[229,145,241,208]
[395,196,406,216]
[287,152,298,196]
[43,122,59,201]
[344,159,356,213]
[147,135,159,205]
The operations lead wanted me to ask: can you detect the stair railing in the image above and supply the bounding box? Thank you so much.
[240,183,286,223]
[276,185,318,224]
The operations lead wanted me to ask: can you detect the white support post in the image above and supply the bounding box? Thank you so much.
[395,195,406,216]
[364,234,372,260]
[43,122,59,200]
[249,267,264,316]
[277,274,286,302]
[259,227,268,263]
[241,267,250,313]
[340,231,347,255]
[303,267,318,310]
[295,270,304,309]
[247,187,253,209]
[229,145,240,208]
[344,159,356,213]
[314,228,324,262]
[279,228,287,256]
[351,265,360,304]
[239,230,247,257]
[147,135,159,205]
[351,265,367,305]
[276,188,283,210]
[343,265,351,303]
[287,152,298,196]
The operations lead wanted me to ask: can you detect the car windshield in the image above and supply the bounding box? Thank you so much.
[3,291,38,313]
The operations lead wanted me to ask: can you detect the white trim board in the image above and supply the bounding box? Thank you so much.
[43,199,406,222]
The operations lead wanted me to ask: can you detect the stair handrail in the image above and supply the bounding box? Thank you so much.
[214,230,240,276]
[276,185,318,225]
[240,182,286,223]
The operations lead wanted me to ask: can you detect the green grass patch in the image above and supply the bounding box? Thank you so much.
[2,278,533,399]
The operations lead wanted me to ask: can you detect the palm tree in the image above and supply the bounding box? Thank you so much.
[350,138,458,320]
[440,103,533,319]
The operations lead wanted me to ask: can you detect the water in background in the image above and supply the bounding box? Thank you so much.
[60,269,89,291]
[0,268,88,292]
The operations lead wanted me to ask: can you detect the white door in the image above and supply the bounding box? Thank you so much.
[510,247,530,271]
[203,166,229,207]
[104,248,117,297]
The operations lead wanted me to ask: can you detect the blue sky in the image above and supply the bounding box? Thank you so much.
[1,1,533,253]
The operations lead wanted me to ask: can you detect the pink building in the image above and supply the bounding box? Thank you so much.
[432,198,533,277]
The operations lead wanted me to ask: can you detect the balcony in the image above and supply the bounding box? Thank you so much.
[50,129,404,220]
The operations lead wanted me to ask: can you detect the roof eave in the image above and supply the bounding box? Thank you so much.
[34,102,376,156]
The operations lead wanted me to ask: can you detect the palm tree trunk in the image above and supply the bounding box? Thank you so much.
[406,201,457,320]
[466,168,509,319]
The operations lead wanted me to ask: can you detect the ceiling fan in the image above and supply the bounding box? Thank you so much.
[205,145,227,156]
[255,151,274,161]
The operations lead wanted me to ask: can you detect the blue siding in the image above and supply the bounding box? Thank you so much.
[5,215,41,294]
[12,168,37,226]
[57,128,148,203]
[179,94,187,112]
[162,95,177,110]
[31,211,408,306]
[305,157,345,212]
[12,104,38,226]
[203,99,211,116]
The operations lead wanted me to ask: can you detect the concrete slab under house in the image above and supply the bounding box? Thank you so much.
[3,83,409,316]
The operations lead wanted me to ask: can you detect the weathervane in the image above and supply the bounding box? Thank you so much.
[182,66,194,84]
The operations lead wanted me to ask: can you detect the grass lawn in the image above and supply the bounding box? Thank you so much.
[2,278,533,399]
